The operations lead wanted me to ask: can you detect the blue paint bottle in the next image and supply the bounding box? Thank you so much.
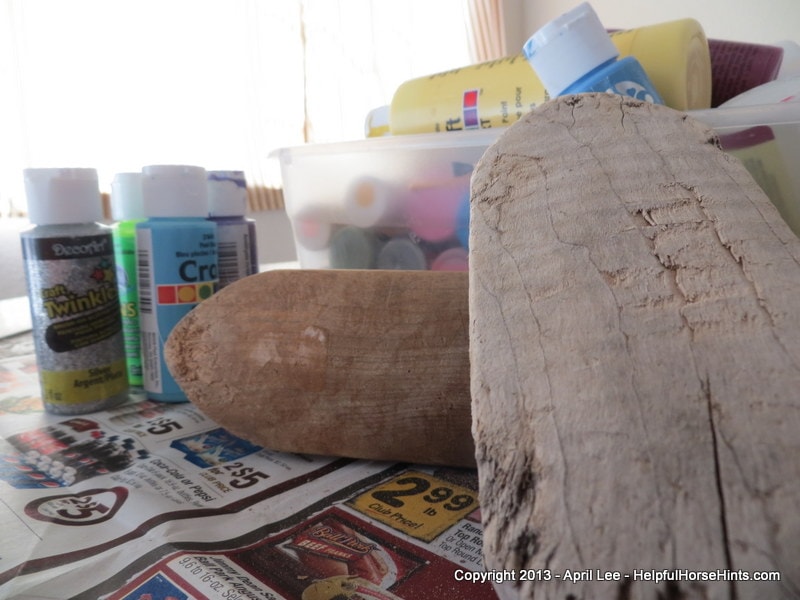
[136,165,218,402]
[207,170,258,289]
[523,2,663,104]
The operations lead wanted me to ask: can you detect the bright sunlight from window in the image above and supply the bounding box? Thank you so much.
[0,0,473,213]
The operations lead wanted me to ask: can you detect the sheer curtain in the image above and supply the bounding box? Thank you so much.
[0,0,476,215]
[467,0,508,62]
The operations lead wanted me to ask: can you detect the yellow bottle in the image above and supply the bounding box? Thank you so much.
[611,20,712,111]
[388,18,711,135]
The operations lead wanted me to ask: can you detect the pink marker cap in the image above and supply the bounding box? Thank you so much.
[405,183,465,243]
[431,247,469,271]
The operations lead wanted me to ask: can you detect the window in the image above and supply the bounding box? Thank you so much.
[0,0,475,214]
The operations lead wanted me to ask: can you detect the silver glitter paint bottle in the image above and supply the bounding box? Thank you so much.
[20,168,129,414]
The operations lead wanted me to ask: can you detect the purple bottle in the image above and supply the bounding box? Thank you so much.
[207,170,259,289]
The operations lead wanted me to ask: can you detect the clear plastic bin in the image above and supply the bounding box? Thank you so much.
[274,101,800,271]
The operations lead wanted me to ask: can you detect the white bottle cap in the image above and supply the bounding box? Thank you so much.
[207,170,248,217]
[110,172,145,221]
[776,40,800,79]
[141,165,208,218]
[23,168,103,226]
[523,2,618,97]
[365,105,391,137]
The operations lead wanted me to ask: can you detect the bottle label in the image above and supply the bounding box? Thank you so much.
[573,57,664,104]
[137,225,217,399]
[113,226,143,385]
[390,56,545,135]
[21,233,128,409]
[216,222,254,288]
[40,361,128,406]
[608,80,660,102]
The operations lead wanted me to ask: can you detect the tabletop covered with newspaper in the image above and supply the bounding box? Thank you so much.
[0,316,498,600]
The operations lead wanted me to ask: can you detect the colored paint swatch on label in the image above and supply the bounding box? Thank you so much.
[463,89,480,129]
[157,283,215,305]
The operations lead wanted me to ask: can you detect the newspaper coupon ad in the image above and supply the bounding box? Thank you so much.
[0,354,499,600]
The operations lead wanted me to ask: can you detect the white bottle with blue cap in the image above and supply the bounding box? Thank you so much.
[523,2,664,104]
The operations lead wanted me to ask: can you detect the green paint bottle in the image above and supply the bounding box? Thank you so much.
[111,172,145,388]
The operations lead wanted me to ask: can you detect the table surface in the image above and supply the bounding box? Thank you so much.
[0,294,496,600]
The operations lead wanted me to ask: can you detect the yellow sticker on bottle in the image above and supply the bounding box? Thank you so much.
[348,470,478,542]
[40,358,128,406]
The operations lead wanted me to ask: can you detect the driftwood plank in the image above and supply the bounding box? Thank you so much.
[469,93,800,599]
[165,269,474,467]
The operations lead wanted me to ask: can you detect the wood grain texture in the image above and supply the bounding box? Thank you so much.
[469,94,800,599]
[165,268,474,467]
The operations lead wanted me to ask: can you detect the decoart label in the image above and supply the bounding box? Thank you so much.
[24,234,112,261]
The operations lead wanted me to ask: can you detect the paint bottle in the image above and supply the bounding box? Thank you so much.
[110,172,145,388]
[523,2,663,103]
[207,170,258,289]
[776,41,800,79]
[609,20,710,110]
[20,168,129,414]
[388,18,708,134]
[708,40,784,107]
[365,105,391,137]
[137,165,218,402]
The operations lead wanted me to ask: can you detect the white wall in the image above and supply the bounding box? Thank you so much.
[505,0,799,51]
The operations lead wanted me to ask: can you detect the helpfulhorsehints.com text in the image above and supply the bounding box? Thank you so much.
[453,568,782,585]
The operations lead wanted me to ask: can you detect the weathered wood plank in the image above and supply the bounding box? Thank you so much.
[165,269,474,467]
[469,93,800,599]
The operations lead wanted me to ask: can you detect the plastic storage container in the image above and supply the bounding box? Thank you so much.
[275,102,800,270]
[276,129,497,270]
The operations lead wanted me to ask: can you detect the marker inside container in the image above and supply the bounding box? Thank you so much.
[405,181,468,243]
[455,192,470,250]
[344,176,404,229]
[329,226,381,269]
[376,237,428,270]
[292,205,344,251]
[431,246,469,271]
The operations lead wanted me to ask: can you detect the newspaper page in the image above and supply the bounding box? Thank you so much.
[0,353,499,600]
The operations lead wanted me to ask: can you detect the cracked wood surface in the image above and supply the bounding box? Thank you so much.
[469,94,800,600]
